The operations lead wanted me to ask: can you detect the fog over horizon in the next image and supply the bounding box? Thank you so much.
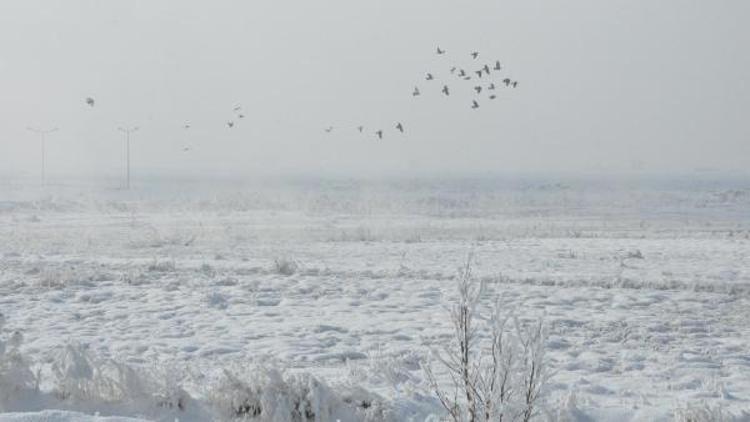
[1,0,749,181]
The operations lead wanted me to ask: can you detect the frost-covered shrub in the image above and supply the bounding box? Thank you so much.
[201,262,217,277]
[52,343,141,402]
[36,266,112,289]
[425,254,550,422]
[208,365,391,421]
[348,349,420,393]
[273,256,299,276]
[544,391,589,422]
[206,290,229,309]
[51,343,193,414]
[330,226,377,242]
[0,318,39,405]
[673,402,750,422]
[147,258,176,272]
[626,249,644,259]
[120,268,149,286]
[37,266,75,289]
[150,364,194,413]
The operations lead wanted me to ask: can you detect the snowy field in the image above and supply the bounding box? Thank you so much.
[1,174,749,421]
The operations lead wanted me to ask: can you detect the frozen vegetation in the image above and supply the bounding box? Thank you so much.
[0,174,749,420]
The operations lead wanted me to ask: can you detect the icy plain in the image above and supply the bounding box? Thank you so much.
[1,174,749,420]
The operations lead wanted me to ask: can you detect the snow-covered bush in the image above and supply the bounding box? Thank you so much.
[206,290,230,309]
[147,258,176,272]
[0,317,39,406]
[273,256,299,276]
[424,254,550,422]
[673,402,750,422]
[208,365,391,421]
[149,363,194,413]
[51,343,193,414]
[52,343,143,403]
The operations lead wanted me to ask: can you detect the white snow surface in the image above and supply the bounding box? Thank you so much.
[0,410,147,422]
[1,176,749,420]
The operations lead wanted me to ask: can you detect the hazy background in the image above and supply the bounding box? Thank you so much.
[1,0,749,181]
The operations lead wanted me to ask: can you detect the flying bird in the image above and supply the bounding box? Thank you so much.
[358,126,364,133]
[489,94,497,100]
[325,126,334,133]
[183,123,191,129]
[183,146,191,152]
[442,85,450,96]
[413,87,421,96]
[463,76,472,81]
[375,130,383,140]
[233,105,242,112]
[426,73,434,81]
[475,70,483,78]
[474,86,482,94]
[238,114,245,119]
[471,52,479,59]
[512,81,518,88]
[471,100,479,109]
[494,61,502,71]
[483,64,490,74]
[458,69,466,77]
[436,46,445,55]
[396,122,404,133]
[450,67,457,74]
[503,78,511,86]
[227,121,235,128]
[85,97,95,107]
[488,83,496,90]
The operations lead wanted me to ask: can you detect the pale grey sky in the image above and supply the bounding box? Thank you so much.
[1,0,749,179]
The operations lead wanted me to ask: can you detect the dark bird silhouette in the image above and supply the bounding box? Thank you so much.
[471,51,479,59]
[489,94,497,100]
[396,122,404,133]
[233,105,242,112]
[494,61,502,71]
[458,69,466,77]
[475,70,483,78]
[488,83,496,90]
[426,73,434,81]
[471,100,479,109]
[413,87,421,96]
[325,126,333,133]
[375,130,383,140]
[512,81,518,88]
[442,85,450,96]
[85,97,95,107]
[358,126,364,133]
[463,76,472,81]
[483,64,490,74]
[436,47,445,55]
[183,123,191,129]
[183,146,191,152]
[474,86,482,94]
[450,67,457,74]
[238,114,245,119]
[227,121,234,128]
[503,78,511,86]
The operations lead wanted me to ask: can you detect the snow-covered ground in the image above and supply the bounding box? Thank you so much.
[1,175,749,420]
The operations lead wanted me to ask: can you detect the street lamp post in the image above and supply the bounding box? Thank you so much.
[26,126,58,186]
[117,126,139,189]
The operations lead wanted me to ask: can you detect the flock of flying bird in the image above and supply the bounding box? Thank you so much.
[324,46,519,141]
[80,47,518,149]
[82,96,248,153]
